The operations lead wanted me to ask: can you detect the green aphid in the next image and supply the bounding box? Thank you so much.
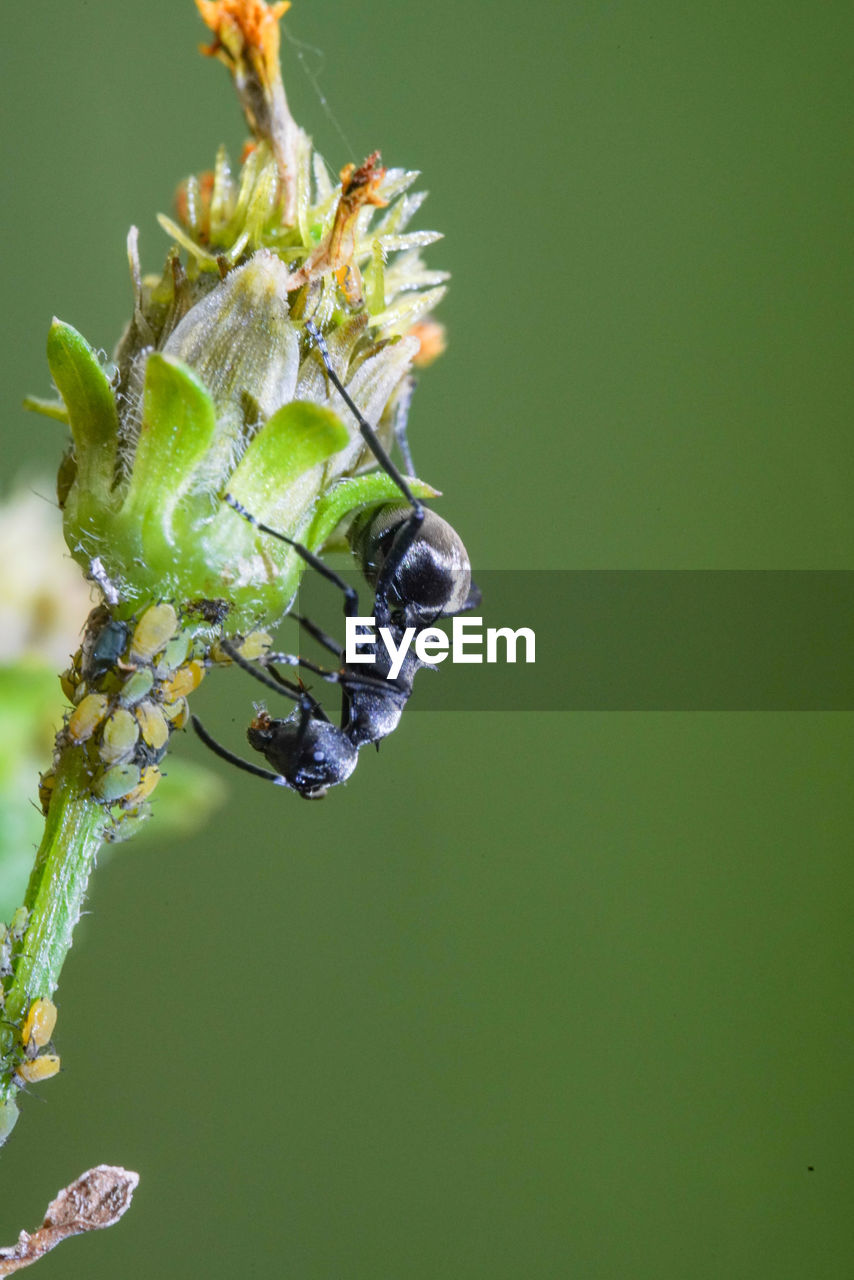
[129,603,179,663]
[104,809,152,844]
[118,667,155,707]
[9,908,29,942]
[0,1099,19,1146]
[99,708,140,765]
[155,632,191,676]
[92,763,141,803]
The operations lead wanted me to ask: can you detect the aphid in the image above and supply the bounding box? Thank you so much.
[121,765,162,809]
[15,1054,61,1086]
[92,762,142,803]
[21,998,58,1061]
[80,607,128,681]
[134,700,170,752]
[156,632,192,676]
[38,771,57,816]
[118,667,155,707]
[99,708,141,765]
[192,321,477,797]
[129,603,179,664]
[1,912,29,982]
[159,660,205,700]
[67,692,110,744]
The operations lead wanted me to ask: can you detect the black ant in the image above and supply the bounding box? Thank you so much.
[191,321,478,798]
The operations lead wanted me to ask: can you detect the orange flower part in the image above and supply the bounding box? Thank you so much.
[195,0,300,224]
[409,318,448,368]
[196,0,290,77]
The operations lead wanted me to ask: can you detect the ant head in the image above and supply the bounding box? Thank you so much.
[247,710,358,799]
[350,506,472,626]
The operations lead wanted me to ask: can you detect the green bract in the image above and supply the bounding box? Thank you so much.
[52,247,438,634]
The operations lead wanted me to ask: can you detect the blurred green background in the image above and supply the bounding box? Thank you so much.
[2,1,853,1276]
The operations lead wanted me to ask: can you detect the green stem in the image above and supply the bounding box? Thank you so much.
[0,748,107,1115]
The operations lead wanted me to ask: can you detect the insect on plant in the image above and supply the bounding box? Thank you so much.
[191,323,479,798]
[1,0,471,1146]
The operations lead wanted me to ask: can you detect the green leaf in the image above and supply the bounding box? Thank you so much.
[307,472,439,551]
[46,319,118,496]
[22,395,69,423]
[227,399,350,525]
[120,354,218,543]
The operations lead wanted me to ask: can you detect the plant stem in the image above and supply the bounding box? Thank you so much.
[0,748,106,1103]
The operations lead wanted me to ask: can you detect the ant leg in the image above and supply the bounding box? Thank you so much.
[262,652,343,681]
[292,613,342,659]
[219,638,331,719]
[262,650,398,695]
[223,497,363,729]
[190,715,291,787]
[223,638,389,710]
[304,320,426,623]
[223,493,361,619]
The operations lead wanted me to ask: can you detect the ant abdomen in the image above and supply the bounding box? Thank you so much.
[349,506,472,624]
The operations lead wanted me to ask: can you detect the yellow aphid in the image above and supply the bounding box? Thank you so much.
[159,660,205,700]
[99,708,140,764]
[239,631,273,661]
[134,700,170,751]
[161,697,189,728]
[15,1054,61,1085]
[122,765,162,809]
[210,630,272,664]
[21,998,58,1056]
[209,639,229,664]
[38,771,56,816]
[172,701,190,730]
[67,692,110,744]
[130,603,179,662]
